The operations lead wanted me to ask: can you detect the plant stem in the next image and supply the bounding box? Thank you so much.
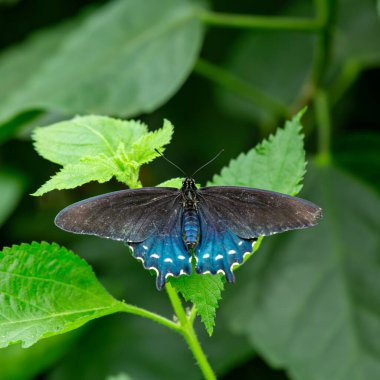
[166,283,217,380]
[312,0,335,162]
[119,302,182,333]
[194,58,288,121]
[314,89,331,166]
[200,11,322,32]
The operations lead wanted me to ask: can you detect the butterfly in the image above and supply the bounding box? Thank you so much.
[55,177,322,290]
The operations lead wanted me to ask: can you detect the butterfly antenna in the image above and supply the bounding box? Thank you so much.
[154,149,187,176]
[191,149,224,177]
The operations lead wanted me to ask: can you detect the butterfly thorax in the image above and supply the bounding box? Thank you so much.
[181,178,200,249]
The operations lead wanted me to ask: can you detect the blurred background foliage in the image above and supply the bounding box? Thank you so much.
[0,0,380,379]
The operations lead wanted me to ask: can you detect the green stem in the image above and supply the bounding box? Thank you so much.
[166,283,217,380]
[200,11,322,32]
[118,302,182,334]
[194,58,288,121]
[314,89,332,166]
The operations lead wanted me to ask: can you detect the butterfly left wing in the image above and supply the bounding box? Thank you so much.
[55,187,191,290]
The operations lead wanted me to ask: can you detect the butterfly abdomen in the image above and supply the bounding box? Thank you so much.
[182,208,200,249]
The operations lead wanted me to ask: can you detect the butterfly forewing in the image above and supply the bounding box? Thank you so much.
[55,187,181,242]
[197,186,322,239]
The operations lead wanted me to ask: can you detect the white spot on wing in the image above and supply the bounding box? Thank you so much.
[143,245,148,250]
[151,253,159,259]
[238,241,244,246]
[203,253,210,259]
[203,270,211,274]
[178,255,185,260]
[215,254,223,260]
[228,249,236,255]
[217,269,225,275]
[164,258,173,263]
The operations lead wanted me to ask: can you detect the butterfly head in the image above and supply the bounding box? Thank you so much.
[182,177,197,191]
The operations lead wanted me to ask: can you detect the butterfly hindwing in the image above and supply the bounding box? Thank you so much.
[198,186,322,239]
[130,206,191,290]
[195,204,256,282]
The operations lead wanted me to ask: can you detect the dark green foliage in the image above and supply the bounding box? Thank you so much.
[0,0,379,379]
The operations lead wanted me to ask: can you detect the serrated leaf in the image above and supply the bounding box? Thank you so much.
[0,242,122,348]
[224,163,380,380]
[0,0,204,127]
[32,156,116,196]
[32,116,173,194]
[128,120,173,165]
[210,109,306,195]
[170,274,224,336]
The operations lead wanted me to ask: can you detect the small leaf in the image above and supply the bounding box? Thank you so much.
[156,177,183,188]
[128,119,174,165]
[32,116,173,194]
[0,242,122,348]
[210,109,306,196]
[170,274,224,336]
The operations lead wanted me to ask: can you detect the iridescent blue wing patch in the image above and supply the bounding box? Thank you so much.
[130,206,191,290]
[195,204,256,282]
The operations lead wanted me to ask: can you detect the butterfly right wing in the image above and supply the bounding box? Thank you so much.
[55,187,181,242]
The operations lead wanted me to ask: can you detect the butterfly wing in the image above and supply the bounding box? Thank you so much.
[197,186,322,239]
[194,186,321,281]
[195,203,256,282]
[55,187,181,242]
[55,187,191,290]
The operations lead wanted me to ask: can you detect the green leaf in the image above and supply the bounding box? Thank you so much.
[32,116,173,195]
[156,177,183,188]
[170,274,224,336]
[224,163,380,380]
[0,242,122,348]
[0,171,24,227]
[211,109,306,195]
[0,0,204,127]
[128,120,174,165]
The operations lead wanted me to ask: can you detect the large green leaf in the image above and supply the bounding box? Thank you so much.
[223,163,380,380]
[0,0,204,128]
[0,242,122,348]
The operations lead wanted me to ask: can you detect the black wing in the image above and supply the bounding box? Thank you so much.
[55,187,181,242]
[197,186,322,239]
